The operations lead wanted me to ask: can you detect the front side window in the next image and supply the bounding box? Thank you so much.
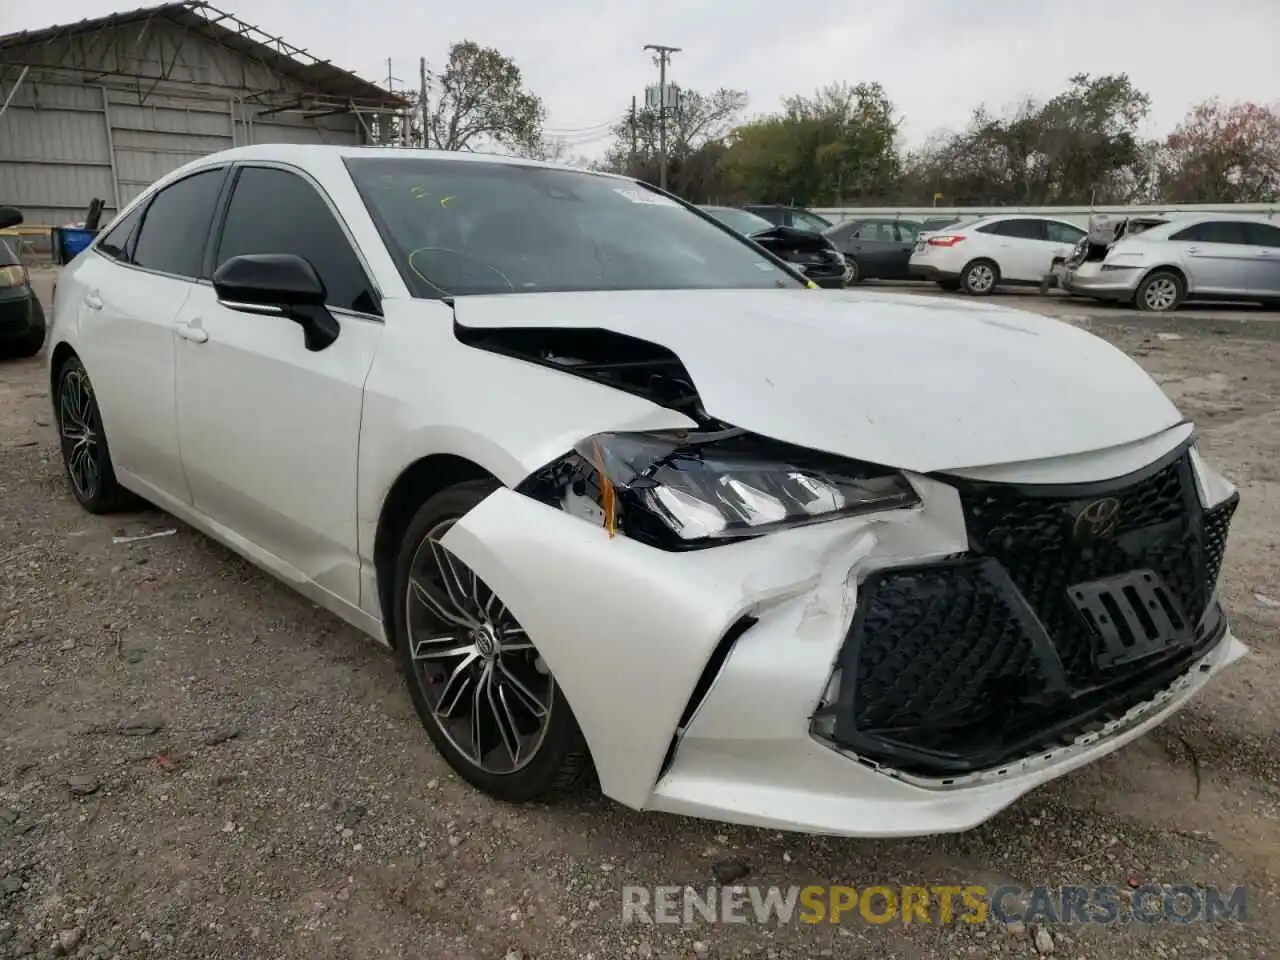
[215,166,378,314]
[1045,221,1086,244]
[346,158,804,297]
[130,168,227,278]
[1241,222,1280,247]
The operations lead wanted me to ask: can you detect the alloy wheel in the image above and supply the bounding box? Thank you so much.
[966,263,995,293]
[404,519,554,775]
[58,367,101,501]
[1143,277,1178,311]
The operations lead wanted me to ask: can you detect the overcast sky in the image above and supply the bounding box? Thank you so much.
[5,0,1278,158]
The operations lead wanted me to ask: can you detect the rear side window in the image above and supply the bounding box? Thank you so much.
[983,219,1046,241]
[130,168,227,278]
[96,206,143,261]
[215,166,378,314]
[1170,221,1249,244]
[857,221,897,242]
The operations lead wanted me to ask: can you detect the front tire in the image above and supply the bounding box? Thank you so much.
[392,480,594,802]
[55,356,132,514]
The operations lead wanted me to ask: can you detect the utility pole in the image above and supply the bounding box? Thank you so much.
[629,95,638,176]
[643,44,680,191]
[419,56,429,149]
[384,58,405,146]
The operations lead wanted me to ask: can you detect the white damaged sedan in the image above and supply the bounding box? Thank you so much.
[46,145,1246,838]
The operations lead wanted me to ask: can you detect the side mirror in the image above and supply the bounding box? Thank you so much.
[212,253,339,351]
[0,206,23,230]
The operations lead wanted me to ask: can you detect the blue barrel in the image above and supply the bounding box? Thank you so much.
[53,227,98,263]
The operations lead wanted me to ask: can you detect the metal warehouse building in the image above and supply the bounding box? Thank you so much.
[0,1,406,232]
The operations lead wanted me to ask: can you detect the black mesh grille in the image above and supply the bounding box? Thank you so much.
[851,560,1042,731]
[959,454,1197,682]
[830,444,1237,777]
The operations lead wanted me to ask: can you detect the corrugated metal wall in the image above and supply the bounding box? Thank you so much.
[0,18,364,229]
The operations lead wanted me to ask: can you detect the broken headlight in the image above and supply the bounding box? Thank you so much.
[517,429,920,548]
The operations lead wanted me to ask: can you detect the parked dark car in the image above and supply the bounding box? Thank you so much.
[700,205,849,288]
[822,216,924,282]
[739,203,832,233]
[0,206,45,358]
[919,216,968,232]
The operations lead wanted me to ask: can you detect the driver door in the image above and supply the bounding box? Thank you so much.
[173,162,384,605]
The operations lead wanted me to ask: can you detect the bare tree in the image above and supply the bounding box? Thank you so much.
[425,41,546,154]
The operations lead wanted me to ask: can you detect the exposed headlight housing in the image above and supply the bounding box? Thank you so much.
[517,429,920,549]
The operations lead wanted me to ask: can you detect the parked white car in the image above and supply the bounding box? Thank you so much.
[45,145,1245,838]
[1063,214,1280,312]
[910,215,1087,294]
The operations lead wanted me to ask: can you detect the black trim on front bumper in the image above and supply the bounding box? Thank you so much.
[825,439,1237,777]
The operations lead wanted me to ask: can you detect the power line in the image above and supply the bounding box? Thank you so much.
[542,115,628,135]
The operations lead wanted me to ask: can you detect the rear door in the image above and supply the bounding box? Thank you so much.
[978,218,1047,281]
[1240,221,1280,297]
[72,166,229,503]
[1168,221,1254,295]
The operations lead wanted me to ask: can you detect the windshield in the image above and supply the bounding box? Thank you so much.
[701,207,775,236]
[345,158,803,297]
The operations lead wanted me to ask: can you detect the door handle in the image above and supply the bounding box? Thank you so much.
[1186,246,1200,254]
[83,292,102,310]
[174,320,208,344]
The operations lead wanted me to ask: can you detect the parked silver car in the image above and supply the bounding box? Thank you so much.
[1063,214,1280,312]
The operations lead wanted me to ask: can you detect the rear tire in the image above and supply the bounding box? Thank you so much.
[392,480,595,803]
[1135,270,1184,313]
[960,259,999,296]
[54,356,134,514]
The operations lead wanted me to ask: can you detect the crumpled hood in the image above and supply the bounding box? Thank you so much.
[451,287,1184,473]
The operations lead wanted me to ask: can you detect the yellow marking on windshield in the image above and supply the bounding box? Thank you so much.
[440,195,455,208]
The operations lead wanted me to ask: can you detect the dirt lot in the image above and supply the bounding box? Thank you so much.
[2,271,1279,960]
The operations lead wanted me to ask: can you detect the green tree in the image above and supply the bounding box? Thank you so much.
[724,82,901,206]
[898,74,1152,205]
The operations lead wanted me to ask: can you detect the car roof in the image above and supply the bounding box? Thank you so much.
[963,213,1078,228]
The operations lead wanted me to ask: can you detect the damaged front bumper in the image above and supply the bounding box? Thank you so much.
[437,437,1245,838]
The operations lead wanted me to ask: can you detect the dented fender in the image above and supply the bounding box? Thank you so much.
[437,475,968,809]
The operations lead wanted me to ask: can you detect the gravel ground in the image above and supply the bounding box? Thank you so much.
[1,272,1278,959]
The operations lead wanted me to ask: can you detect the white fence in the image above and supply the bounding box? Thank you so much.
[812,203,1280,228]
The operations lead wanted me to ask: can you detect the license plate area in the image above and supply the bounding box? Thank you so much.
[1070,570,1192,669]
